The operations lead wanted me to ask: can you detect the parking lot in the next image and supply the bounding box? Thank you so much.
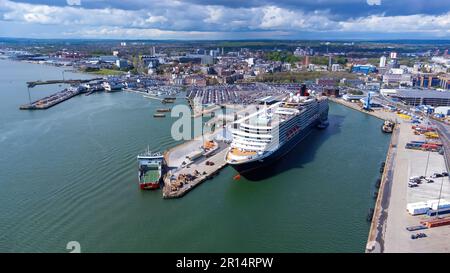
[383,122,450,252]
[407,149,449,204]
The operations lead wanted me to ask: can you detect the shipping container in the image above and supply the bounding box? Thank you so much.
[423,218,450,228]
[408,207,429,215]
[426,199,439,205]
[426,199,448,208]
[426,208,450,217]
[431,201,450,211]
[406,225,428,231]
[407,202,430,215]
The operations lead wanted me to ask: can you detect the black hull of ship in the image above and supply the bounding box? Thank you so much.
[230,120,320,180]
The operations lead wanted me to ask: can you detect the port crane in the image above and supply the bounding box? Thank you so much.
[362,92,372,111]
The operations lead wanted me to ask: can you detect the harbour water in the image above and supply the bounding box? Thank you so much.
[0,59,391,252]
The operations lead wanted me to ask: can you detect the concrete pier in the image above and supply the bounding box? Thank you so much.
[142,94,164,101]
[20,88,83,110]
[366,123,400,252]
[162,128,230,199]
[330,97,450,252]
[26,78,102,88]
[330,98,450,252]
[379,122,450,253]
[329,97,397,121]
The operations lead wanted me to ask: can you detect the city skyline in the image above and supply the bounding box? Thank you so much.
[0,0,449,40]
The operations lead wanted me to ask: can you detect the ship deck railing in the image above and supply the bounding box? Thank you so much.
[228,148,258,157]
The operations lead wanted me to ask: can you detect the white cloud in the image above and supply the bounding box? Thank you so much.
[1,0,148,27]
[63,27,291,40]
[204,7,224,24]
[366,0,381,6]
[259,6,290,29]
[0,0,449,39]
[145,14,168,24]
[257,6,336,31]
[66,0,81,6]
[340,12,450,34]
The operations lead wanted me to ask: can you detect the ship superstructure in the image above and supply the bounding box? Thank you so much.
[226,87,329,176]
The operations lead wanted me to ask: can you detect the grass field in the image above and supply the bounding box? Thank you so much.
[88,69,125,76]
[255,71,359,83]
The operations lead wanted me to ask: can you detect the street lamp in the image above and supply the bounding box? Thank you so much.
[436,176,445,219]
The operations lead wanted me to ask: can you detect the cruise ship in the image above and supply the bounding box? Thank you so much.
[225,86,329,177]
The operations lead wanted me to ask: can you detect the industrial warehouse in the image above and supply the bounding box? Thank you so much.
[382,89,450,107]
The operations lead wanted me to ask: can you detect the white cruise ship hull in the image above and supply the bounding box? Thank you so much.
[227,96,329,180]
[228,119,320,178]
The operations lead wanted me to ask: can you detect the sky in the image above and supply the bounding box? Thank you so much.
[0,0,449,40]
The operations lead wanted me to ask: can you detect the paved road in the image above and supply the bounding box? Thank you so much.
[366,94,450,252]
[430,120,450,172]
[379,93,449,171]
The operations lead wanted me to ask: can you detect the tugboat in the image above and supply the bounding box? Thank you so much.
[382,120,394,133]
[137,148,165,190]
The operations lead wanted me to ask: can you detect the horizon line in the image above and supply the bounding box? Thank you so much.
[1,37,450,43]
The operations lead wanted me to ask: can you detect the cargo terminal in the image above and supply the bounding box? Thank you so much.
[381,88,450,107]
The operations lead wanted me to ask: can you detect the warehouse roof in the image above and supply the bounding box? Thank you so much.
[393,89,450,99]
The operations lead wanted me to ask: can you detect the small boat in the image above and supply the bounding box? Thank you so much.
[156,108,171,112]
[162,97,176,104]
[153,113,166,118]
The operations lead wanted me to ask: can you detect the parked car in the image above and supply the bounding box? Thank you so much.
[411,233,427,240]
[205,161,215,166]
[425,178,434,183]
[409,178,421,184]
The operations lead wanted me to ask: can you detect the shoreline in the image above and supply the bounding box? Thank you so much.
[328,96,396,253]
[334,95,450,253]
[366,124,399,252]
[328,97,390,121]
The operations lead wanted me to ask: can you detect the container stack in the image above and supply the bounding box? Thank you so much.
[407,199,450,216]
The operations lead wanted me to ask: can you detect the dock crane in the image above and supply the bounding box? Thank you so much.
[362,92,372,111]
